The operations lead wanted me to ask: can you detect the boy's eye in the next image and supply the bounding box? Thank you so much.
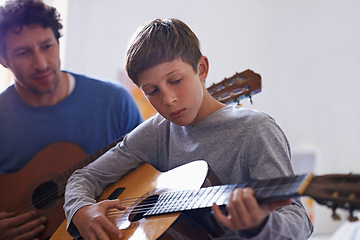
[170,78,182,85]
[145,88,158,97]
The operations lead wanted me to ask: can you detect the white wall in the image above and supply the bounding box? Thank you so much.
[58,0,360,236]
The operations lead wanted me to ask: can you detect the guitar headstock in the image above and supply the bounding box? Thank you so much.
[207,69,261,105]
[303,173,360,222]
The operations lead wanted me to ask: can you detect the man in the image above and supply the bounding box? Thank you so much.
[0,0,142,239]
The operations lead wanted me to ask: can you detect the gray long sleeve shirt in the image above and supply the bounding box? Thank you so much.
[64,105,313,239]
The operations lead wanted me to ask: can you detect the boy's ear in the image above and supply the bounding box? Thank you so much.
[197,56,209,81]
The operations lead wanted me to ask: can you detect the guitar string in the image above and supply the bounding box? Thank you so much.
[105,197,209,217]
[105,180,304,217]
[109,178,305,216]
[3,180,301,215]
[4,182,224,216]
[3,176,304,215]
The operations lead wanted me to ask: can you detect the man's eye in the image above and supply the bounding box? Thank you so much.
[15,51,29,58]
[43,44,53,50]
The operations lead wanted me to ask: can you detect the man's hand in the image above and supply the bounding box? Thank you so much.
[212,188,292,234]
[72,199,126,240]
[0,211,47,240]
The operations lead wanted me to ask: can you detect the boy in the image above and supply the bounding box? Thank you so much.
[64,18,313,239]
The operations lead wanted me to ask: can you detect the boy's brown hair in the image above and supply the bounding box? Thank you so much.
[125,18,202,85]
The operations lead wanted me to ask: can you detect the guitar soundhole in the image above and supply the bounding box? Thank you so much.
[128,195,159,222]
[32,181,58,209]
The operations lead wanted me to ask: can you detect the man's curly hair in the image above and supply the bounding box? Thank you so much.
[0,0,63,59]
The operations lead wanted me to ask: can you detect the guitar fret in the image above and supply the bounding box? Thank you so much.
[179,190,196,211]
[191,187,210,209]
[214,185,237,206]
[190,187,212,209]
[148,184,240,216]
[199,185,222,208]
[211,185,232,206]
[151,194,165,215]
[149,189,195,215]
[154,192,172,214]
[283,176,304,197]
[271,178,290,197]
[145,175,312,217]
[261,178,283,198]
[247,179,257,189]
[185,188,207,210]
[253,178,270,197]
[162,191,177,214]
[166,191,179,213]
[253,175,306,200]
[170,190,187,212]
[280,177,297,197]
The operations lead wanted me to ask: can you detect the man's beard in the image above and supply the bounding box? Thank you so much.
[17,70,60,95]
[28,77,59,95]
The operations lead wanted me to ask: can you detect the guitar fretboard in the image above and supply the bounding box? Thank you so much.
[144,173,312,216]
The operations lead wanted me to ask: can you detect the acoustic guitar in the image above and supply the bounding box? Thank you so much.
[0,139,122,239]
[50,160,360,239]
[0,69,261,239]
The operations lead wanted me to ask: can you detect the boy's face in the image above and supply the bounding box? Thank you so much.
[0,25,61,95]
[138,57,209,126]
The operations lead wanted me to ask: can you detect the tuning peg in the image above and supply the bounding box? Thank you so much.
[332,210,341,221]
[330,205,341,221]
[346,206,359,222]
[348,212,359,222]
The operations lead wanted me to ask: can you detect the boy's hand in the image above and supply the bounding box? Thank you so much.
[212,188,292,234]
[0,211,46,240]
[73,199,126,240]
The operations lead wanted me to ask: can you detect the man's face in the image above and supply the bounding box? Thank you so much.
[1,25,61,95]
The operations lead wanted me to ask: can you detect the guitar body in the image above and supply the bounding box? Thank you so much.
[51,160,224,240]
[50,161,360,239]
[0,142,87,239]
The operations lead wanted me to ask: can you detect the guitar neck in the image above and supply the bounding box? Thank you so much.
[145,173,312,216]
[54,137,123,196]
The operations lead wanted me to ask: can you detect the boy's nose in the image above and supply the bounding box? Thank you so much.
[163,92,177,105]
